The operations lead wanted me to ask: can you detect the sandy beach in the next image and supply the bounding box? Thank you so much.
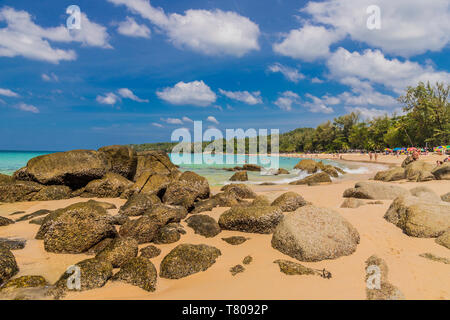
[1,154,449,300]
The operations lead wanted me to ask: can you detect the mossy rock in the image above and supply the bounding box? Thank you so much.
[1,275,48,292]
[134,151,179,181]
[119,193,161,217]
[294,159,320,173]
[50,258,113,299]
[153,223,185,244]
[432,163,450,180]
[0,180,44,203]
[289,172,332,185]
[82,173,133,198]
[218,206,282,234]
[160,244,221,279]
[419,253,450,264]
[343,181,409,200]
[86,238,114,255]
[274,260,318,276]
[221,236,250,245]
[0,173,14,184]
[0,238,26,250]
[230,265,245,276]
[220,184,257,199]
[271,192,307,212]
[230,171,248,181]
[0,216,15,226]
[163,171,210,210]
[365,255,404,300]
[96,237,138,268]
[145,204,188,224]
[41,202,117,253]
[251,195,271,206]
[242,255,253,265]
[112,256,157,292]
[140,245,161,259]
[98,145,137,180]
[26,150,111,189]
[374,167,406,182]
[15,209,51,222]
[119,215,164,244]
[340,198,365,208]
[84,200,117,210]
[186,215,221,238]
[212,192,242,206]
[277,168,290,175]
[435,229,450,249]
[191,199,218,214]
[441,192,450,202]
[32,185,72,201]
[405,161,435,182]
[0,245,19,285]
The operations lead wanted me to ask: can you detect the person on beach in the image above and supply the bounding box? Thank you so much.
[369,152,373,161]
[374,152,378,162]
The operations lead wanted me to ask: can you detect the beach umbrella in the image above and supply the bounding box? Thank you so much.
[384,148,392,151]
[407,147,417,151]
[393,147,402,151]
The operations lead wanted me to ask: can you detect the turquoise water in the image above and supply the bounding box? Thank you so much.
[0,151,54,175]
[0,150,348,186]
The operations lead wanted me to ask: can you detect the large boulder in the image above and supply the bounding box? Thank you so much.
[220,184,257,199]
[343,181,409,200]
[41,202,117,253]
[384,195,450,238]
[432,163,450,180]
[0,245,19,285]
[409,186,441,203]
[289,172,332,185]
[82,173,133,198]
[12,167,33,181]
[153,223,185,244]
[401,156,415,168]
[374,167,406,182]
[230,171,248,181]
[271,205,360,262]
[124,172,172,198]
[294,159,319,173]
[50,258,113,299]
[186,215,221,238]
[98,145,137,180]
[405,161,435,182]
[31,185,72,201]
[159,244,221,279]
[365,255,404,300]
[163,171,210,209]
[26,150,111,189]
[146,204,188,224]
[118,193,161,217]
[134,151,179,181]
[0,180,44,202]
[218,206,283,234]
[0,173,14,184]
[119,215,163,244]
[112,256,157,292]
[271,192,307,212]
[95,237,138,268]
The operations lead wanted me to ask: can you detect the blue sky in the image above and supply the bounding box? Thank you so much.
[0,0,449,150]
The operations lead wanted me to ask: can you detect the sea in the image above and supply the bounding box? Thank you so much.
[0,150,369,186]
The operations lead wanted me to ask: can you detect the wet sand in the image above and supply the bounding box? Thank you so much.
[0,159,449,300]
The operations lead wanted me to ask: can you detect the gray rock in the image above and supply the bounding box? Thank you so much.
[343,181,409,200]
[271,205,360,262]
[271,192,307,212]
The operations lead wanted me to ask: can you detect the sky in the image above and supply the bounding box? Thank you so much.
[0,0,449,151]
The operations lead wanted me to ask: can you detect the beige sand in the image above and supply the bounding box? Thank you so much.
[0,159,449,300]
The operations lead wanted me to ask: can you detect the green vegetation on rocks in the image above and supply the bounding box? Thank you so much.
[112,256,157,292]
[140,245,161,259]
[0,245,19,285]
[96,237,138,268]
[119,193,161,217]
[220,184,257,199]
[160,244,221,279]
[219,206,283,234]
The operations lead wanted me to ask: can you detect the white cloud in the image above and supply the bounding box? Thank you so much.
[161,117,183,125]
[157,81,216,107]
[311,77,324,84]
[41,73,58,82]
[327,48,450,94]
[303,94,334,114]
[107,0,260,57]
[303,0,450,57]
[0,7,110,63]
[344,106,404,120]
[206,116,219,125]
[117,16,151,38]
[219,89,262,105]
[15,103,39,113]
[182,116,193,123]
[152,122,164,128]
[268,63,304,83]
[0,88,19,97]
[273,24,342,61]
[96,92,119,105]
[117,88,148,102]
[274,91,300,111]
